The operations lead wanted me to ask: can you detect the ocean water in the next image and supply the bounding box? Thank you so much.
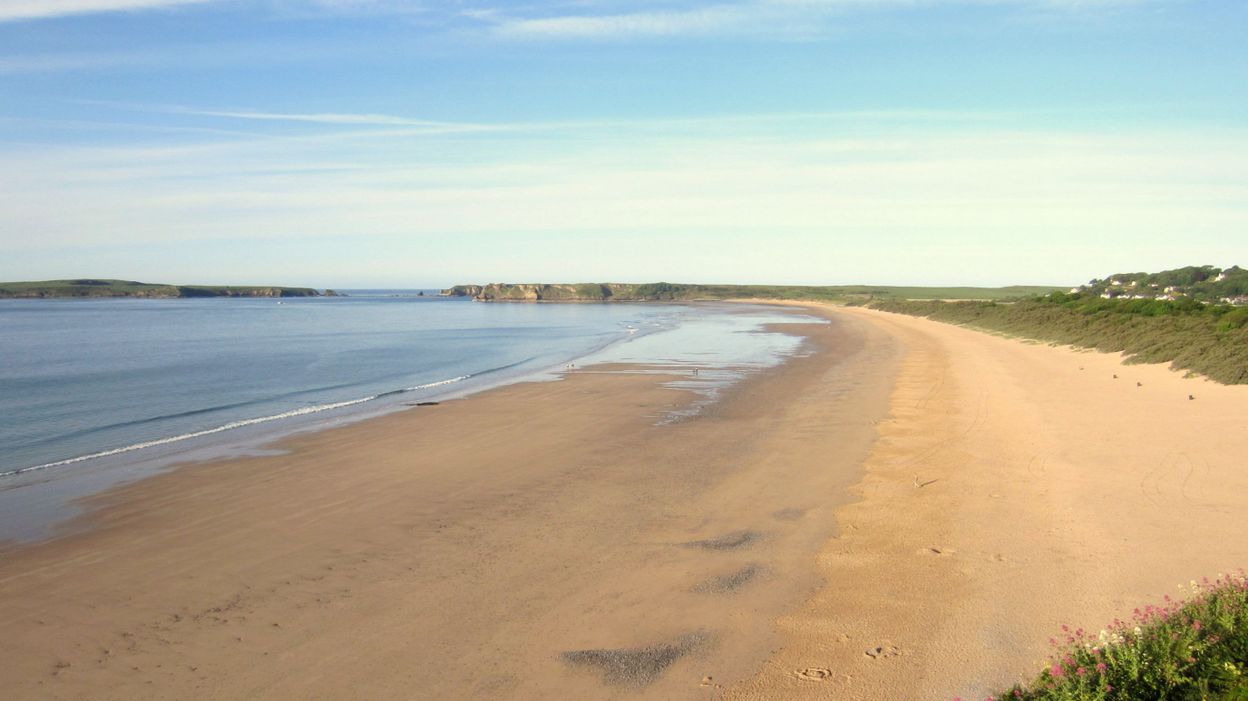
[0,293,818,540]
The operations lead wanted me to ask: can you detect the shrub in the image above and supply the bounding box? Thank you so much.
[976,573,1248,701]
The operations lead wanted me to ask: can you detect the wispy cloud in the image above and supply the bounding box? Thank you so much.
[49,102,1006,146]
[495,5,751,39]
[487,0,1158,40]
[159,106,472,129]
[0,0,217,23]
[0,51,150,73]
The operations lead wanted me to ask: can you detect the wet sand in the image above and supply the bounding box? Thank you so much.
[0,308,901,699]
[728,305,1248,699]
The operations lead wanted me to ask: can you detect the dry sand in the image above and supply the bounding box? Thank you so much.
[3,303,1247,700]
[727,305,1248,699]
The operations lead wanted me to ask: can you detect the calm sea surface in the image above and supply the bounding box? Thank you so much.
[0,293,818,540]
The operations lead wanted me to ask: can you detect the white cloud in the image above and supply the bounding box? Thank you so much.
[161,106,468,128]
[496,5,750,39]
[0,0,217,22]
[487,0,1157,40]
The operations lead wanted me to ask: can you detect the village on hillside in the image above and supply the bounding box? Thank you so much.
[1074,265,1248,305]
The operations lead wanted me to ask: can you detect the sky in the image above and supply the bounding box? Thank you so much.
[0,0,1245,288]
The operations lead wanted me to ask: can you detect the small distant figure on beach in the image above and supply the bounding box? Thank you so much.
[1189,394,1195,401]
[692,368,699,376]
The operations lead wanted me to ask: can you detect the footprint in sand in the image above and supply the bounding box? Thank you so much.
[917,547,955,556]
[863,644,902,659]
[795,667,832,682]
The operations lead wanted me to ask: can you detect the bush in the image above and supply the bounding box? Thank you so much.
[975,573,1248,701]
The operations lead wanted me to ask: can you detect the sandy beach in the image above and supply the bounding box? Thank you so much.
[728,306,1248,699]
[3,303,1247,700]
[0,308,901,699]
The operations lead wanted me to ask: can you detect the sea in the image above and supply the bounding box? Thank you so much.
[0,292,820,541]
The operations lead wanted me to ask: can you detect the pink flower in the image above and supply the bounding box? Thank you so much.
[1192,620,1202,630]
[1076,667,1086,676]
[1050,663,1065,678]
[1096,662,1107,673]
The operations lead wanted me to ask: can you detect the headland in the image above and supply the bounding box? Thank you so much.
[0,279,329,299]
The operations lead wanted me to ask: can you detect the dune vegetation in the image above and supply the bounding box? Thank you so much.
[868,292,1248,384]
[984,573,1248,701]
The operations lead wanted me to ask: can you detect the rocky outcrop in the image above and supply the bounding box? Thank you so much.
[440,285,484,298]
[440,282,703,302]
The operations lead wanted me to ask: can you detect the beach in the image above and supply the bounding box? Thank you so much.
[728,306,1248,699]
[0,307,900,699]
[3,304,1247,699]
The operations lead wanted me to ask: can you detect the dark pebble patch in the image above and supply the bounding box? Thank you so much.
[692,564,761,594]
[561,633,709,688]
[681,530,760,551]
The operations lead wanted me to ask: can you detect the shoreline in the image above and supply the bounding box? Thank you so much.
[0,305,900,699]
[0,300,799,544]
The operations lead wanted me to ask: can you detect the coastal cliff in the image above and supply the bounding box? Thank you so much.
[441,283,661,302]
[439,282,1062,303]
[0,279,324,299]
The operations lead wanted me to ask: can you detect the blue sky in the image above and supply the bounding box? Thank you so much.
[1,0,1245,287]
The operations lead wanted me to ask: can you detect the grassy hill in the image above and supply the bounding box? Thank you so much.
[0,279,322,299]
